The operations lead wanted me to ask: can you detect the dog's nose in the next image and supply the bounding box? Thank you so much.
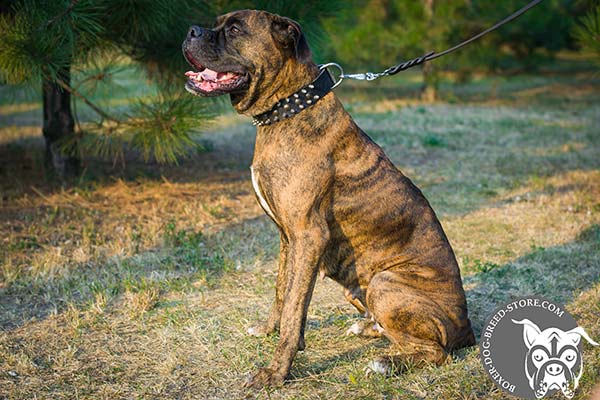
[546,363,564,376]
[188,25,203,39]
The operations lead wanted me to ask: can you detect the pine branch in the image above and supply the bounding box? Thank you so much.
[55,77,122,123]
[45,0,79,28]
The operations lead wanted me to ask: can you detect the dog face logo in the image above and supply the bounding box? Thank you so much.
[512,319,599,399]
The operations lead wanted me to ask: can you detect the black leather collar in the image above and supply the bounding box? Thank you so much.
[252,68,335,127]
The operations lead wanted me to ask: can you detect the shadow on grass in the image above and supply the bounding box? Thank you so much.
[0,215,278,330]
[0,124,255,198]
[464,224,600,337]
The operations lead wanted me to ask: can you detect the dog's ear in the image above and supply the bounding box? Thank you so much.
[512,319,542,349]
[565,326,599,347]
[271,15,311,63]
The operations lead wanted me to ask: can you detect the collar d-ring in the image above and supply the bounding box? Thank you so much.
[319,63,344,89]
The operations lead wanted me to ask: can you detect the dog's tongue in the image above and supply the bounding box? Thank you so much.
[185,68,240,93]
[204,69,238,82]
[200,68,218,82]
[185,68,238,83]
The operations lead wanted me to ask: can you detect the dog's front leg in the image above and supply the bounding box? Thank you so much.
[247,234,288,337]
[244,221,329,388]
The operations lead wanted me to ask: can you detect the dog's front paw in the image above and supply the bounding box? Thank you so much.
[247,323,271,337]
[243,367,285,389]
[247,320,279,337]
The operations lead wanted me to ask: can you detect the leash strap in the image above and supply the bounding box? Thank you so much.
[338,0,546,82]
[251,0,545,127]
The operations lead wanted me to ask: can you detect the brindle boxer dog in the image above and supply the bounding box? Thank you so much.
[182,9,475,388]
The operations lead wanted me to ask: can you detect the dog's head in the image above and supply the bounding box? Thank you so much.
[512,319,598,398]
[181,10,316,115]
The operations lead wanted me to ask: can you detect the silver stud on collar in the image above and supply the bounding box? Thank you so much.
[250,68,334,127]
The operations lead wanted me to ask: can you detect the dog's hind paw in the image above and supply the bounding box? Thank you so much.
[346,321,363,336]
[346,320,384,337]
[364,356,408,376]
[365,358,392,376]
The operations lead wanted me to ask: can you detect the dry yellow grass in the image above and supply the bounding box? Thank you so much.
[1,68,599,399]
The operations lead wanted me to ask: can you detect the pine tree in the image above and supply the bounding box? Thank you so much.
[322,0,467,101]
[455,0,581,72]
[0,0,222,178]
[0,0,342,180]
[574,2,600,67]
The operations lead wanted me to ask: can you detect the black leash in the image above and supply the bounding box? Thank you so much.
[330,0,545,83]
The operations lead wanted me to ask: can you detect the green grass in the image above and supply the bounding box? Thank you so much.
[1,55,600,399]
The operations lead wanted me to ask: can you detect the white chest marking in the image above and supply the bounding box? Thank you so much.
[250,166,278,222]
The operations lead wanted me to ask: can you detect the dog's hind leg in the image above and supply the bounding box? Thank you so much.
[344,288,384,338]
[365,270,471,374]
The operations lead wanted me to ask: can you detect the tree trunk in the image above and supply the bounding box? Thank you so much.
[42,66,79,179]
[421,61,438,102]
[421,0,437,102]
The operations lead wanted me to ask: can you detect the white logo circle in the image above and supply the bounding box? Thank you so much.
[480,296,598,399]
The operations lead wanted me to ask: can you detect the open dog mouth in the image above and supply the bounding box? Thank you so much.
[184,52,248,96]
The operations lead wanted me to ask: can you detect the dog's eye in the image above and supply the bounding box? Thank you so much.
[562,349,577,363]
[531,349,546,363]
[229,25,241,35]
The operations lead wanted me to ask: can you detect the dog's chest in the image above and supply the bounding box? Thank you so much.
[250,166,278,223]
